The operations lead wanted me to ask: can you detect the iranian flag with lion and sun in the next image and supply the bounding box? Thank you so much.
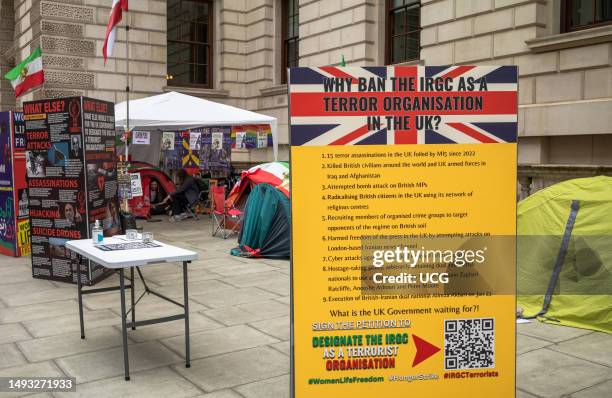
[4,46,45,98]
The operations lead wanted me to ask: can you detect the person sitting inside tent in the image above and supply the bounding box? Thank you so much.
[149,180,169,216]
[160,169,199,221]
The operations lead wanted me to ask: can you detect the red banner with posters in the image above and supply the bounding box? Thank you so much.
[0,111,29,257]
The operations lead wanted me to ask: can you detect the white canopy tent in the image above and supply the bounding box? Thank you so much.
[115,91,278,160]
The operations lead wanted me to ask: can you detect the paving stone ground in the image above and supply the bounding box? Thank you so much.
[0,218,610,397]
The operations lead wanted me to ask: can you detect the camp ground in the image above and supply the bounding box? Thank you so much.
[0,1,610,393]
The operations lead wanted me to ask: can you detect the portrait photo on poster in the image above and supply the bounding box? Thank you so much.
[17,188,28,218]
[70,134,82,158]
[60,202,83,228]
[162,132,175,150]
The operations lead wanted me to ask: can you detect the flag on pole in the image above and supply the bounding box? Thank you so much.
[4,46,45,98]
[102,0,128,63]
[120,129,131,143]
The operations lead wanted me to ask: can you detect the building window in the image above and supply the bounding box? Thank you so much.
[281,0,299,84]
[562,0,612,32]
[386,0,420,64]
[167,0,213,87]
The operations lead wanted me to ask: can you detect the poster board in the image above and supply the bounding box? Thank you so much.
[162,132,175,150]
[0,111,29,257]
[162,127,232,174]
[289,66,517,397]
[130,172,143,197]
[24,97,120,285]
[231,124,272,149]
[189,131,201,150]
[132,130,150,145]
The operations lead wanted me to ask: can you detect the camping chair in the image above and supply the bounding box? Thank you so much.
[211,185,242,239]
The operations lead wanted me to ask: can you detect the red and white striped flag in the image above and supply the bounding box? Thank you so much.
[102,0,128,63]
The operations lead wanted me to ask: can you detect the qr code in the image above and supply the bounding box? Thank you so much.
[444,318,494,370]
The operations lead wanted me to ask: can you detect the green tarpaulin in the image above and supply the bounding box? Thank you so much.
[518,176,612,334]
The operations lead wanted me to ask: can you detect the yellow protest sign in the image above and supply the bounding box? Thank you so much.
[17,219,30,256]
[289,66,517,397]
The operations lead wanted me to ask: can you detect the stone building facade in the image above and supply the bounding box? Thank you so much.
[1,0,611,185]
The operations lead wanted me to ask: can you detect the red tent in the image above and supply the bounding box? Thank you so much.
[226,162,289,210]
[128,162,175,218]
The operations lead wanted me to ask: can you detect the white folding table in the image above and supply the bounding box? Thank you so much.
[65,236,198,380]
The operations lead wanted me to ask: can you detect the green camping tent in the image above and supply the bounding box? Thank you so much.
[231,183,290,259]
[518,176,612,334]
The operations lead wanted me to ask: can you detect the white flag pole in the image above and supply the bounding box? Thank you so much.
[125,7,130,161]
[123,7,131,213]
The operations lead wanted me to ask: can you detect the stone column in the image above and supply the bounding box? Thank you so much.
[0,0,15,109]
[14,0,96,104]
[9,0,167,105]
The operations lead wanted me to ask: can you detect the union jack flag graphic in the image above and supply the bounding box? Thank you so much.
[289,66,518,146]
